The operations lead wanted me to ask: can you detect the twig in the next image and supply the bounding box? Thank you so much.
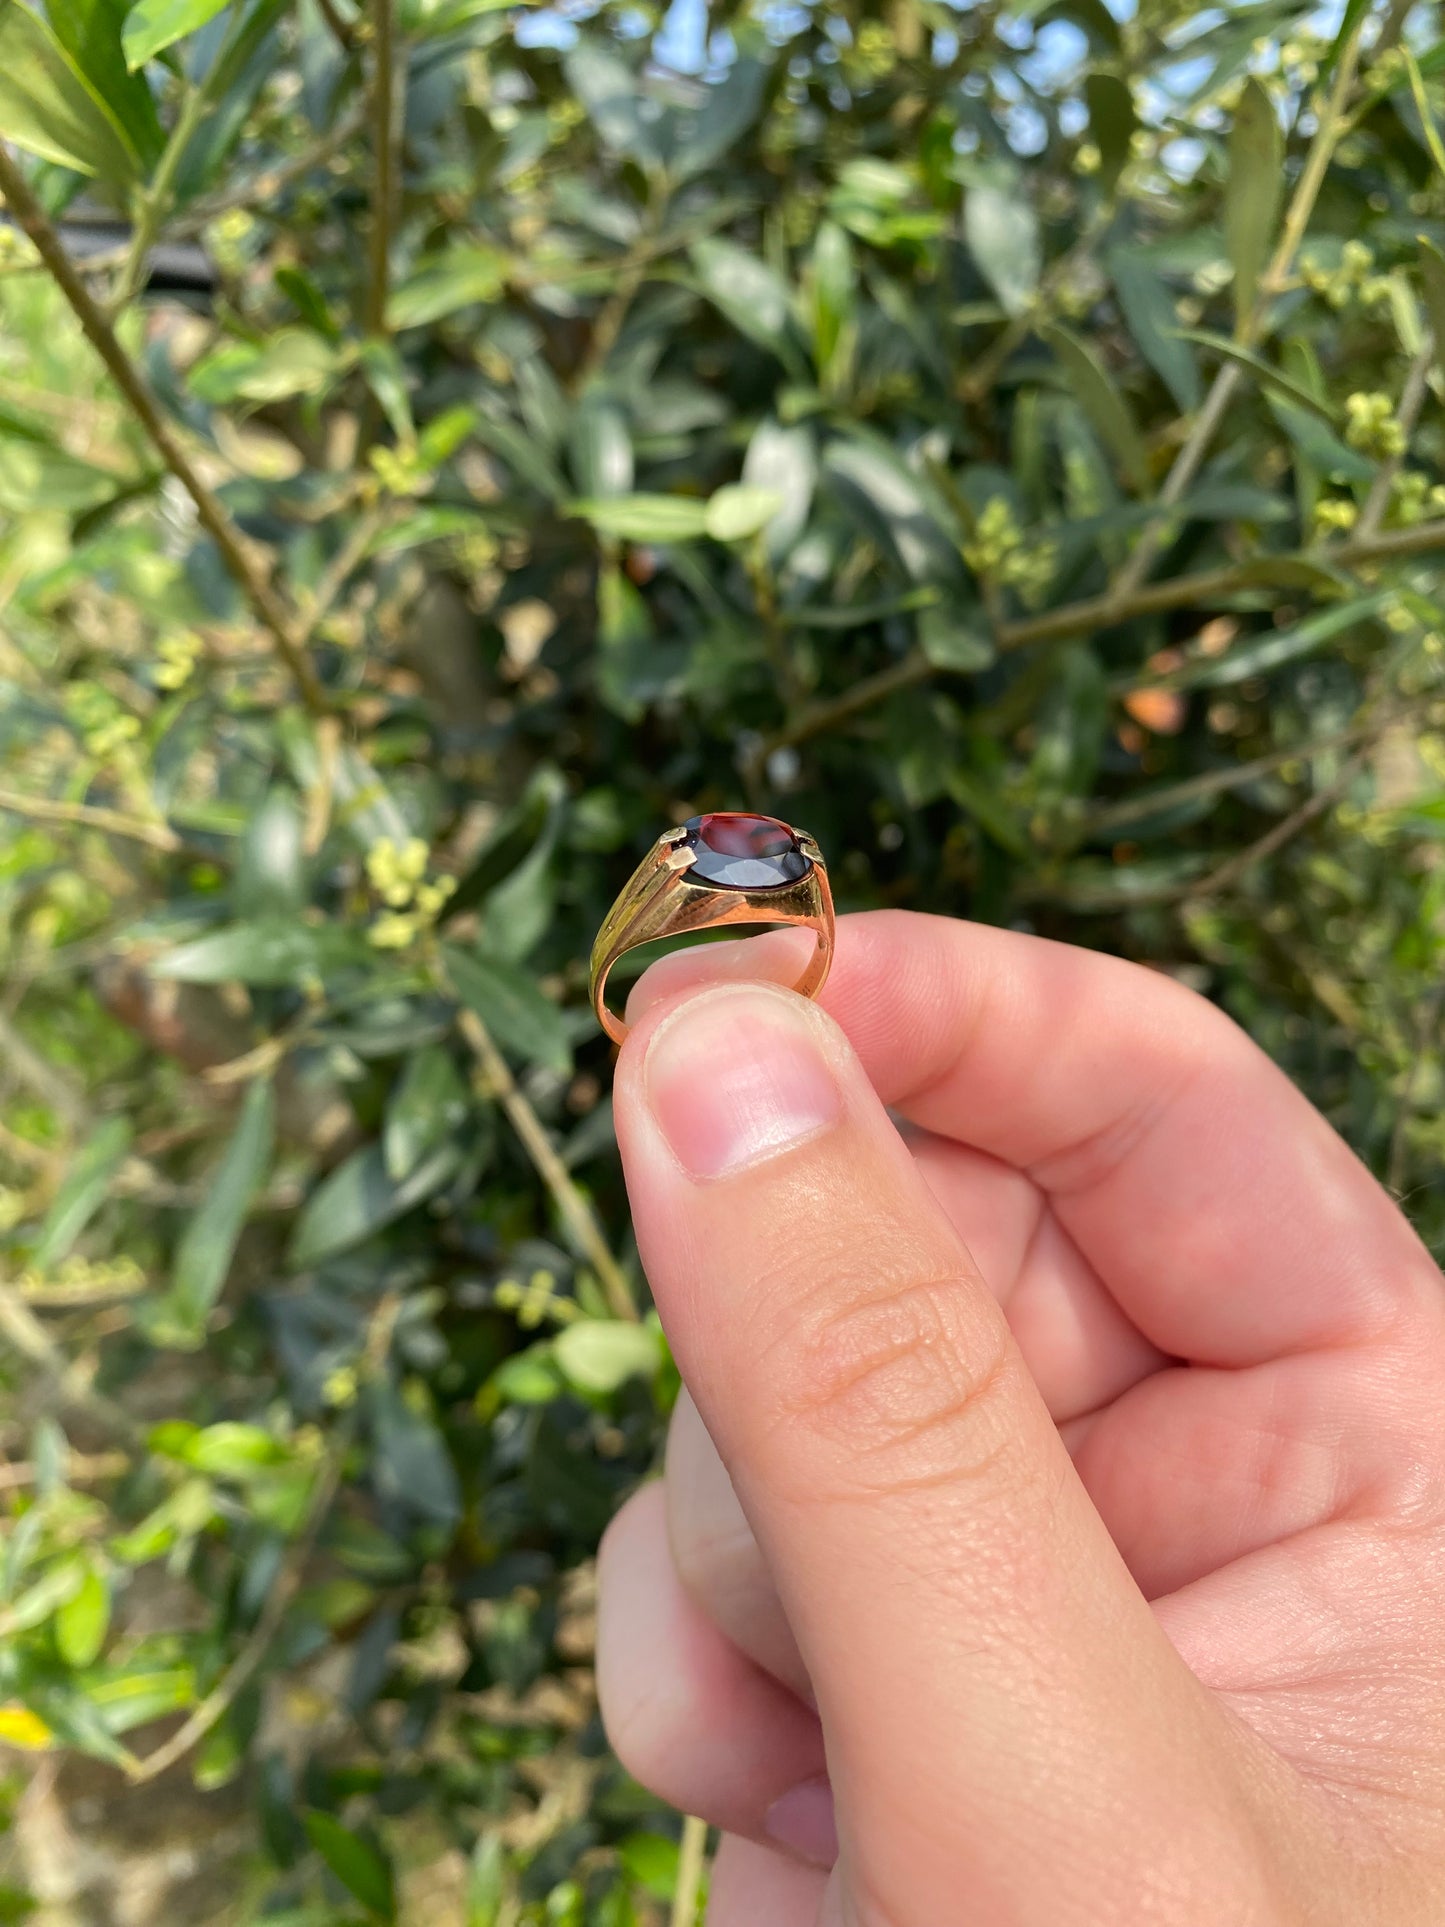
[1110,15,1370,600]
[296,504,391,645]
[1087,719,1367,833]
[0,1283,141,1448]
[454,1006,636,1322]
[366,0,401,342]
[176,100,370,237]
[125,1435,349,1784]
[1357,335,1434,540]
[316,0,359,53]
[0,1449,130,1494]
[1179,746,1370,903]
[754,514,1445,763]
[0,787,180,853]
[0,147,327,717]
[571,186,668,394]
[112,75,213,310]
[669,1815,709,1927]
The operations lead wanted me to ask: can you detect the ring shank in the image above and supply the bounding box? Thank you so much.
[590,852,835,1046]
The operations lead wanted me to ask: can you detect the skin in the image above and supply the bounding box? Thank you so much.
[594,910,1445,1926]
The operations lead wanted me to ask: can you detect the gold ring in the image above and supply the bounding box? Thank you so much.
[589,812,835,1046]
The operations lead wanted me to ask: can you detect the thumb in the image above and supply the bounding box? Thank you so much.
[614,980,1268,1922]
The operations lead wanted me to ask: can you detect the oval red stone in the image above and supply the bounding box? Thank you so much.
[684,812,811,890]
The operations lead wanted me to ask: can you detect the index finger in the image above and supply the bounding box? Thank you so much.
[625,909,1437,1366]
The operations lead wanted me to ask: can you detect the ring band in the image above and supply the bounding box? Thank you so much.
[589,812,835,1046]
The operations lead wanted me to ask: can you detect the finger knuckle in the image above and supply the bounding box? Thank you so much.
[764,1266,1019,1499]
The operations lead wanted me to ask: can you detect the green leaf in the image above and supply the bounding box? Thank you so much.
[167,1079,275,1338]
[154,920,369,987]
[1141,594,1388,692]
[236,792,308,919]
[674,54,767,179]
[1404,48,1445,181]
[444,946,571,1072]
[569,397,634,500]
[564,42,659,165]
[1043,324,1148,491]
[54,1563,109,1670]
[383,1045,468,1182]
[466,1835,506,1927]
[742,418,815,561]
[690,238,799,362]
[0,440,129,516]
[121,0,232,69]
[553,1320,661,1395]
[304,1812,397,1922]
[367,1382,461,1530]
[388,245,509,331]
[823,433,962,584]
[1174,331,1339,421]
[1224,77,1283,330]
[189,330,344,407]
[618,1830,680,1902]
[807,218,856,382]
[31,1118,132,1273]
[964,180,1040,319]
[46,0,163,167]
[1109,249,1200,411]
[704,484,783,543]
[288,1141,462,1269]
[1084,70,1135,191]
[1265,395,1376,484]
[0,0,141,181]
[918,608,995,672]
[571,493,711,543]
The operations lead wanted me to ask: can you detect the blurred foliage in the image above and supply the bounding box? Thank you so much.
[0,0,1443,1918]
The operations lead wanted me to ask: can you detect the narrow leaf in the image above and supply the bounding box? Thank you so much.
[1404,48,1445,180]
[55,1564,110,1669]
[1140,594,1388,692]
[570,493,711,543]
[0,0,140,181]
[1084,70,1135,190]
[47,0,163,165]
[304,1811,397,1922]
[31,1118,132,1273]
[965,180,1040,319]
[168,1080,275,1336]
[1224,77,1283,330]
[121,0,232,70]
[1109,249,1200,411]
[1043,324,1148,491]
[155,920,368,986]
[288,1142,461,1269]
[445,946,571,1072]
[704,485,783,543]
[1175,331,1340,422]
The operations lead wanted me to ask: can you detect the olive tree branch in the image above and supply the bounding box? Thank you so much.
[753,514,1445,763]
[0,147,327,717]
[1110,14,1371,600]
[454,1004,637,1323]
[317,0,359,53]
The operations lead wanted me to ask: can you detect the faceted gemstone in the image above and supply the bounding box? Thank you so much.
[683,812,811,890]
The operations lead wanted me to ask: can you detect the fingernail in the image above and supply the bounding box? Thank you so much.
[645,986,843,1181]
[764,1774,838,1868]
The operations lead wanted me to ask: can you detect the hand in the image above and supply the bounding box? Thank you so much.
[595,911,1445,1925]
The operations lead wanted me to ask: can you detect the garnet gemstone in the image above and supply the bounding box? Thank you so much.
[683,812,811,890]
